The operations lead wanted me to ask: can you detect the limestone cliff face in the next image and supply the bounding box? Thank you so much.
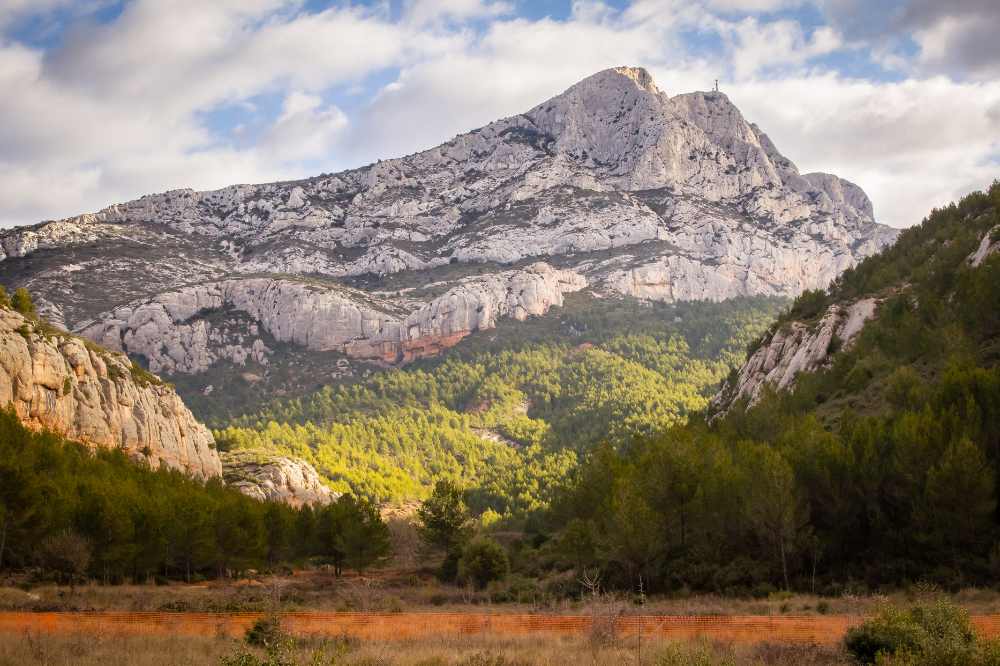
[711,298,879,412]
[0,66,897,400]
[0,308,221,478]
[221,450,336,506]
[79,263,585,374]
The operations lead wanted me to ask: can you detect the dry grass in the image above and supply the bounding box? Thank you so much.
[5,572,1000,616]
[0,632,232,666]
[0,631,848,665]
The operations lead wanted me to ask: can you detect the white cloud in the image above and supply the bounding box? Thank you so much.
[724,18,842,78]
[728,74,1000,227]
[0,1,434,224]
[403,0,513,26]
[705,0,806,12]
[0,0,111,28]
[260,92,348,162]
[342,7,700,162]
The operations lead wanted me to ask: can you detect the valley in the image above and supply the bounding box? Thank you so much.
[0,59,998,666]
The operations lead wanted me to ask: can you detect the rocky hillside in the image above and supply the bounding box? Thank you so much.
[0,305,221,478]
[711,297,879,411]
[221,450,337,506]
[712,182,1000,416]
[0,66,897,410]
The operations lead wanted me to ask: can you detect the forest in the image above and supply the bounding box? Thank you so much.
[214,295,782,512]
[0,410,390,583]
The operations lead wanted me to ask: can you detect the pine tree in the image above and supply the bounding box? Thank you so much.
[417,480,469,552]
[11,288,35,317]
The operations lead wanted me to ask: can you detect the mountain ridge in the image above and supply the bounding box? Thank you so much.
[0,66,897,410]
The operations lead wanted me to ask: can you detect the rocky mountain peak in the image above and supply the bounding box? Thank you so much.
[0,66,899,413]
[611,66,660,94]
[524,65,671,178]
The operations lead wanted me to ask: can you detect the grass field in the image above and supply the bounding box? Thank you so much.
[0,629,847,665]
[5,575,1000,664]
[6,571,1000,616]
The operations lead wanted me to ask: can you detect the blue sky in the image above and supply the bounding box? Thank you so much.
[0,0,998,229]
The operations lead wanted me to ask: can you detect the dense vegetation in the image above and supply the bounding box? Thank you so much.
[0,410,388,582]
[845,599,1000,665]
[215,295,782,512]
[531,183,1000,595]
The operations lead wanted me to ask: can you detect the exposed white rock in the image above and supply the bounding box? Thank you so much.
[0,219,122,261]
[711,298,879,411]
[969,226,1000,267]
[0,308,220,478]
[79,263,586,373]
[221,450,337,506]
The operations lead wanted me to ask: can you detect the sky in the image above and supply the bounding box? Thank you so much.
[1,0,998,229]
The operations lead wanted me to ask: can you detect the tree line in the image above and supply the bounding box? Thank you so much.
[0,410,389,584]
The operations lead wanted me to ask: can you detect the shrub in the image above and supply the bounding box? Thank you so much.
[787,288,828,322]
[245,614,288,650]
[39,530,91,589]
[459,538,509,589]
[128,360,163,387]
[656,641,737,666]
[488,574,540,604]
[459,654,529,666]
[11,288,35,317]
[437,548,461,583]
[827,333,843,356]
[844,599,980,665]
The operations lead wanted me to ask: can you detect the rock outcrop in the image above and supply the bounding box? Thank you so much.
[711,298,879,412]
[79,263,585,374]
[969,226,1000,268]
[221,450,336,506]
[0,307,221,478]
[0,66,898,405]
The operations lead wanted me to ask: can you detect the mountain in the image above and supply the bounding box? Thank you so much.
[0,301,220,479]
[0,66,896,414]
[214,295,781,509]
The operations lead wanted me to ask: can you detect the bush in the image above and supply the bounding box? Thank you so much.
[656,641,737,666]
[245,614,288,649]
[39,530,91,589]
[459,654,529,666]
[459,538,509,589]
[787,288,828,322]
[11,287,35,317]
[844,599,982,665]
